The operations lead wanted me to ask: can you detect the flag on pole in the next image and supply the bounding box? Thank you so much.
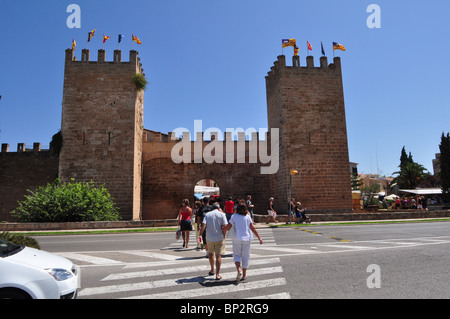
[87,29,96,42]
[132,34,142,45]
[294,44,299,56]
[72,37,76,51]
[118,34,125,44]
[333,42,346,51]
[282,38,296,48]
[102,34,110,50]
[321,41,325,56]
[307,41,312,51]
[103,35,111,43]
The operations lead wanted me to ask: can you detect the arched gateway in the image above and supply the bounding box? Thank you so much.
[55,49,353,221]
[141,134,271,220]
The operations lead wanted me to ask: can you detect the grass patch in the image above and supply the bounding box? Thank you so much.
[15,227,176,236]
[274,218,450,227]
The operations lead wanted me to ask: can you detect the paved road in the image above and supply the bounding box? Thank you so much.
[36,221,450,299]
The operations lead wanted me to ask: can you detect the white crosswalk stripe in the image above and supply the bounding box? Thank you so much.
[123,278,287,299]
[101,257,281,281]
[79,266,283,297]
[56,252,122,265]
[69,228,292,299]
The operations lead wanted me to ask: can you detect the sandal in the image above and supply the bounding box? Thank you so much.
[208,271,215,276]
[215,275,222,280]
[236,272,242,282]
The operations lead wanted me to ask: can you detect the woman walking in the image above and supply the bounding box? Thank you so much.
[266,197,278,224]
[177,199,193,248]
[223,200,263,282]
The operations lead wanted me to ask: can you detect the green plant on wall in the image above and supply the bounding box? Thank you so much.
[132,73,148,91]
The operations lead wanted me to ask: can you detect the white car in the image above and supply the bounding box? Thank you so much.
[0,238,79,299]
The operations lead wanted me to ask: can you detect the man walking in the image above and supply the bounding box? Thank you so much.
[200,203,228,280]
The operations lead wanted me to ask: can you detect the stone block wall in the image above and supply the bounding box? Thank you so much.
[59,49,144,220]
[0,144,59,221]
[266,55,352,213]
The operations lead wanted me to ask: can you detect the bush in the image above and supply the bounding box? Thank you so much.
[132,73,148,91]
[0,231,41,250]
[13,178,120,223]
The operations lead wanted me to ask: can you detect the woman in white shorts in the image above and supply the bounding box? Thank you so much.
[224,200,263,282]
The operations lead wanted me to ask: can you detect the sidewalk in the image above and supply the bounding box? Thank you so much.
[2,210,449,233]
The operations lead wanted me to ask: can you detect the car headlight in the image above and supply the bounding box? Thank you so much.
[45,268,74,281]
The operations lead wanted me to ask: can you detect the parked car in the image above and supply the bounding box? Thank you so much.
[0,237,79,299]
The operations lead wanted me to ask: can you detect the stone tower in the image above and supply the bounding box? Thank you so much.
[59,49,144,220]
[265,55,352,213]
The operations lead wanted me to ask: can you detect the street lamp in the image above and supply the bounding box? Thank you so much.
[289,169,299,224]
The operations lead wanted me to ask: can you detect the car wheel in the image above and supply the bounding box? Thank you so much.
[0,288,32,299]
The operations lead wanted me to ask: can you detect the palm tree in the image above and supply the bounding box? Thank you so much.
[392,162,428,189]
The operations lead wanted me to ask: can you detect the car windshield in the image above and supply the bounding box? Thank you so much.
[0,238,23,257]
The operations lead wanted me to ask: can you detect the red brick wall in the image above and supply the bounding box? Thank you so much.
[142,157,271,220]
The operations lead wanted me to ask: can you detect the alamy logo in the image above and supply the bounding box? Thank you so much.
[366,4,381,29]
[170,120,280,175]
[66,4,81,29]
[366,264,381,288]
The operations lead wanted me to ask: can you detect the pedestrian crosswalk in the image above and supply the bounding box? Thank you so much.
[61,228,292,299]
[55,229,450,299]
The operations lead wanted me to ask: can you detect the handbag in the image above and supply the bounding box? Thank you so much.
[175,227,181,240]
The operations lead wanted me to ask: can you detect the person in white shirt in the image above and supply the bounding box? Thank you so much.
[223,200,263,282]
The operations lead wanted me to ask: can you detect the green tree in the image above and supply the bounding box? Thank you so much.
[439,132,450,203]
[361,184,381,206]
[399,146,413,170]
[351,172,363,190]
[392,161,427,189]
[13,178,120,222]
[392,146,428,189]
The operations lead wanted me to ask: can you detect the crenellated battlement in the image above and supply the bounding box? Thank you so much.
[65,49,144,74]
[1,143,49,153]
[144,129,272,143]
[266,54,341,79]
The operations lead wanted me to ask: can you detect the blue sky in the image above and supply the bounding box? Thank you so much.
[0,0,449,177]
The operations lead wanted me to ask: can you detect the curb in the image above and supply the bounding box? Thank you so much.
[1,210,450,233]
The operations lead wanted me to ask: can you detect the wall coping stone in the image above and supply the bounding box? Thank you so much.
[1,210,449,232]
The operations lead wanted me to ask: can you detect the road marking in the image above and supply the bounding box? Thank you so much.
[79,266,284,297]
[56,252,122,265]
[255,246,320,254]
[102,257,281,281]
[122,250,180,260]
[247,292,291,299]
[122,277,287,299]
[322,244,373,250]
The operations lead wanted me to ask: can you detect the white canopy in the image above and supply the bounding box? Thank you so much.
[398,188,442,195]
